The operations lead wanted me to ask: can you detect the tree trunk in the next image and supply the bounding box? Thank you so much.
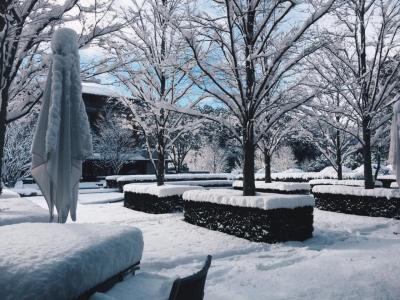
[0,86,9,194]
[358,3,373,189]
[264,149,271,183]
[0,2,5,32]
[374,150,381,180]
[336,131,342,180]
[242,121,255,196]
[156,134,165,186]
[362,118,374,189]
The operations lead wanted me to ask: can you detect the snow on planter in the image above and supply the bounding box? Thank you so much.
[0,223,143,300]
[0,197,49,226]
[312,185,400,218]
[124,184,204,214]
[233,180,310,194]
[309,179,382,188]
[113,173,233,191]
[183,189,314,243]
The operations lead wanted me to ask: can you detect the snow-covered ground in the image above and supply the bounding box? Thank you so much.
[24,193,400,299]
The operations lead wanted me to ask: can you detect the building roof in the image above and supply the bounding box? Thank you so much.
[81,82,124,98]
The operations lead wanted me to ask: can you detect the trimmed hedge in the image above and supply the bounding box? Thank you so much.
[313,192,400,219]
[183,200,314,243]
[232,186,309,194]
[124,191,183,214]
[106,179,119,188]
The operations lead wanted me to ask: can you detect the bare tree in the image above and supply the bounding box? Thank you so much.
[308,0,400,188]
[2,117,34,187]
[108,0,202,185]
[257,118,296,183]
[186,142,228,173]
[300,92,356,179]
[169,131,201,173]
[92,108,135,175]
[0,0,122,192]
[182,0,334,195]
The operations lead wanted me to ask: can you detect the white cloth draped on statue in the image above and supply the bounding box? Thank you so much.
[389,101,400,186]
[31,28,92,223]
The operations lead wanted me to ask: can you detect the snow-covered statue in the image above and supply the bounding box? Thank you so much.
[31,28,93,223]
[389,101,400,187]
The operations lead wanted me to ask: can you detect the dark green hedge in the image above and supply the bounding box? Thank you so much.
[313,192,400,219]
[124,192,183,214]
[184,200,314,243]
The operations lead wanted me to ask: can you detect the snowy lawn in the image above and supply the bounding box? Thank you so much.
[26,194,400,300]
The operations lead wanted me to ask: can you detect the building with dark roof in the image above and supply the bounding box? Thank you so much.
[81,82,167,180]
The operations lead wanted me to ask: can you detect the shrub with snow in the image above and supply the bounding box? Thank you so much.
[124,184,204,214]
[312,185,400,218]
[183,189,314,242]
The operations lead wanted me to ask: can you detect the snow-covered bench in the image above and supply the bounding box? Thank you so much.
[377,175,396,188]
[0,197,49,226]
[0,223,143,300]
[91,256,212,300]
[183,189,315,243]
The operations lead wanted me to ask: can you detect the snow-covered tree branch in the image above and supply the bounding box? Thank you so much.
[181,0,334,195]
[107,0,203,185]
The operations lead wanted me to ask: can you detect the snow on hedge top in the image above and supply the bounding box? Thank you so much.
[105,175,121,180]
[309,179,383,187]
[0,197,49,226]
[117,173,232,182]
[81,82,123,98]
[233,180,310,191]
[124,184,204,197]
[183,189,314,210]
[0,223,143,300]
[312,185,400,199]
